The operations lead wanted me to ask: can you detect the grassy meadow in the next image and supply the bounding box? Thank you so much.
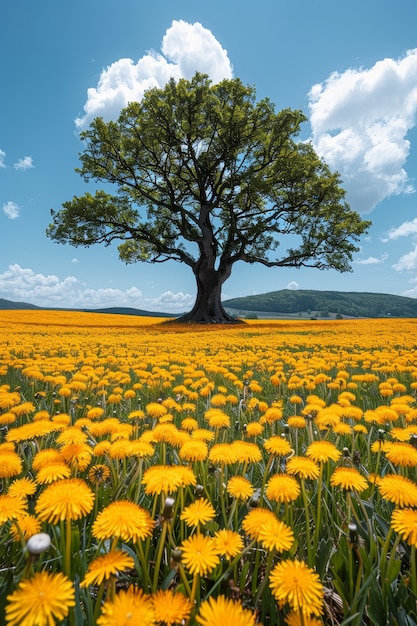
[1,311,417,625]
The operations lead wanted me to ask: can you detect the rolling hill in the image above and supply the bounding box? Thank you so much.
[223,289,417,318]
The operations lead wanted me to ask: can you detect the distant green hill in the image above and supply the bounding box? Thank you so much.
[0,298,41,310]
[223,290,417,318]
[0,299,174,317]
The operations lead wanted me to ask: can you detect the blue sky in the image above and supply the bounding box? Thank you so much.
[1,0,417,312]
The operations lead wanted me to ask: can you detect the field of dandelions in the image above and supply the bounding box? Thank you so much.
[1,311,417,625]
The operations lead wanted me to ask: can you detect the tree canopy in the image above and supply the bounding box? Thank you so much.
[47,73,371,323]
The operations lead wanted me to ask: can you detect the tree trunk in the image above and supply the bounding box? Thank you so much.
[176,263,240,324]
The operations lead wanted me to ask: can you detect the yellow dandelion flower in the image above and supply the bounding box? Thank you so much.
[6,420,61,443]
[306,440,341,463]
[180,499,216,528]
[59,442,93,471]
[128,439,155,458]
[145,402,168,419]
[0,412,17,426]
[175,465,197,489]
[206,409,231,429]
[35,478,95,523]
[391,508,417,548]
[0,450,23,478]
[87,406,105,419]
[333,422,353,435]
[210,393,227,407]
[353,424,368,434]
[8,477,37,499]
[285,610,323,625]
[263,436,292,457]
[56,427,88,446]
[330,467,368,492]
[11,401,36,417]
[143,465,187,495]
[227,476,254,501]
[245,422,264,437]
[180,534,220,576]
[81,550,135,587]
[208,443,238,465]
[266,473,300,503]
[191,428,215,442]
[0,494,27,524]
[242,508,279,541]
[10,514,41,542]
[260,406,283,424]
[32,448,62,471]
[151,589,192,626]
[269,559,324,617]
[92,500,154,542]
[256,516,294,555]
[109,440,132,460]
[181,417,199,431]
[231,441,262,464]
[384,442,417,467]
[152,423,187,447]
[93,441,112,456]
[97,588,155,626]
[213,529,244,560]
[378,474,417,507]
[286,456,320,480]
[127,409,146,420]
[36,463,72,484]
[179,439,208,462]
[5,571,75,626]
[287,416,307,429]
[196,595,257,626]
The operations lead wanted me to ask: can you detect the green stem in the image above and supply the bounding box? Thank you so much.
[65,518,72,579]
[411,545,417,596]
[300,479,312,565]
[312,462,324,556]
[152,521,168,591]
[136,539,152,592]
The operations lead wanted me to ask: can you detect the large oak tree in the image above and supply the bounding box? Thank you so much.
[47,74,370,323]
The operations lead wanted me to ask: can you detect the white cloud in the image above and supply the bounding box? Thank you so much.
[2,201,20,219]
[14,156,34,171]
[287,281,300,290]
[0,264,193,312]
[393,245,417,271]
[382,217,417,241]
[75,20,233,130]
[0,149,6,168]
[354,253,388,265]
[308,49,417,214]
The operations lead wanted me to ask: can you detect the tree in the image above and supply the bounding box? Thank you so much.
[46,74,370,323]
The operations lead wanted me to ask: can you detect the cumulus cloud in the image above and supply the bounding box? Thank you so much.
[0,149,5,168]
[0,264,193,312]
[287,281,300,290]
[2,201,20,219]
[14,156,34,171]
[382,217,417,242]
[354,253,388,265]
[75,20,233,130]
[308,49,417,214]
[393,245,417,271]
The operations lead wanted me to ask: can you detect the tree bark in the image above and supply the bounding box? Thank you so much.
[176,262,240,324]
